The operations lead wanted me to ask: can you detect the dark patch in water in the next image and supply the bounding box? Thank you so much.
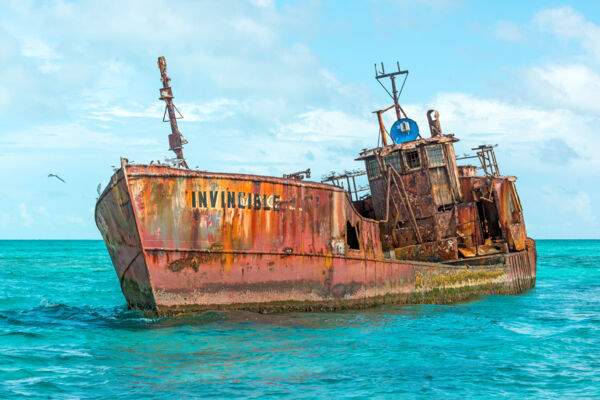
[1,331,41,338]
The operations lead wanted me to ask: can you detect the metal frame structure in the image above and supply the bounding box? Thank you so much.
[456,145,500,177]
[158,57,188,168]
[321,170,369,201]
[473,145,500,176]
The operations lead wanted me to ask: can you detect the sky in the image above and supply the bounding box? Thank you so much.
[1,0,599,239]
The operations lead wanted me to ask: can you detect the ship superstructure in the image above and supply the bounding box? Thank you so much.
[356,64,526,262]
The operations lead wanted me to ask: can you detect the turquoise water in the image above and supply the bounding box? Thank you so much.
[0,240,598,399]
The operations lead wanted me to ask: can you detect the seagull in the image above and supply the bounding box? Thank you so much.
[48,173,66,183]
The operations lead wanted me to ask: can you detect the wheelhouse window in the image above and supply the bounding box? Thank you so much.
[426,145,445,167]
[384,151,402,172]
[404,150,421,170]
[366,158,381,180]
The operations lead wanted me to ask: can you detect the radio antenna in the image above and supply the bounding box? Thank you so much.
[158,56,188,168]
[375,61,409,121]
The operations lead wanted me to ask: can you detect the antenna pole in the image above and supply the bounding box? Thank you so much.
[158,56,188,168]
[390,76,401,121]
[375,62,409,122]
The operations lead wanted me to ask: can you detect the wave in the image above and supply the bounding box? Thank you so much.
[0,301,150,331]
[0,331,42,338]
[0,301,310,332]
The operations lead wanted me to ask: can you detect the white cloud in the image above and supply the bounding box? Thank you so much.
[39,62,61,74]
[0,0,328,123]
[232,17,275,45]
[174,99,241,122]
[0,211,11,227]
[524,64,600,114]
[268,90,600,175]
[250,0,274,8]
[273,109,376,142]
[1,123,161,150]
[65,215,85,226]
[541,188,597,229]
[534,6,600,59]
[89,98,241,123]
[401,92,600,170]
[19,203,33,227]
[21,38,61,60]
[409,93,568,142]
[20,38,62,74]
[494,21,525,42]
[573,192,597,225]
[87,104,162,120]
[389,0,460,9]
[38,206,49,217]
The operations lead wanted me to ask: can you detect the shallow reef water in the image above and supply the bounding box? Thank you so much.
[0,240,599,399]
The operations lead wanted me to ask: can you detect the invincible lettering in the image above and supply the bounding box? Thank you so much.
[191,190,281,211]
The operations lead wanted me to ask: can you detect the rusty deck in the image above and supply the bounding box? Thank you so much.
[95,162,536,317]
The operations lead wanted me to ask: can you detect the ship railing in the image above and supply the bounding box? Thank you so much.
[456,144,500,177]
[321,169,370,201]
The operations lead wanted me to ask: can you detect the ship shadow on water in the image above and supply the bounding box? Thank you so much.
[0,302,441,333]
[110,299,496,331]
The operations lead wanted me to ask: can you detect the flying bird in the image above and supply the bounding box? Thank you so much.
[48,173,66,183]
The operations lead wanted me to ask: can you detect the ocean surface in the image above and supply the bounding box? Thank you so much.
[0,240,598,399]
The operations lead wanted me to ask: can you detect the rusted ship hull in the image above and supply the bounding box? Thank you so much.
[95,162,536,317]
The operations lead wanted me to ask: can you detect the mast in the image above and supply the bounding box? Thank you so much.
[374,62,409,122]
[157,56,188,168]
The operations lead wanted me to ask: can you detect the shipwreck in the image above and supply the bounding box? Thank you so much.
[95,58,536,317]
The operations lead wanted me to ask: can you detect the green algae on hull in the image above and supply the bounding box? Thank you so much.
[149,262,522,318]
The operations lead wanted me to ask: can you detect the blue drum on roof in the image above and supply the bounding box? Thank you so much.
[390,118,419,143]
